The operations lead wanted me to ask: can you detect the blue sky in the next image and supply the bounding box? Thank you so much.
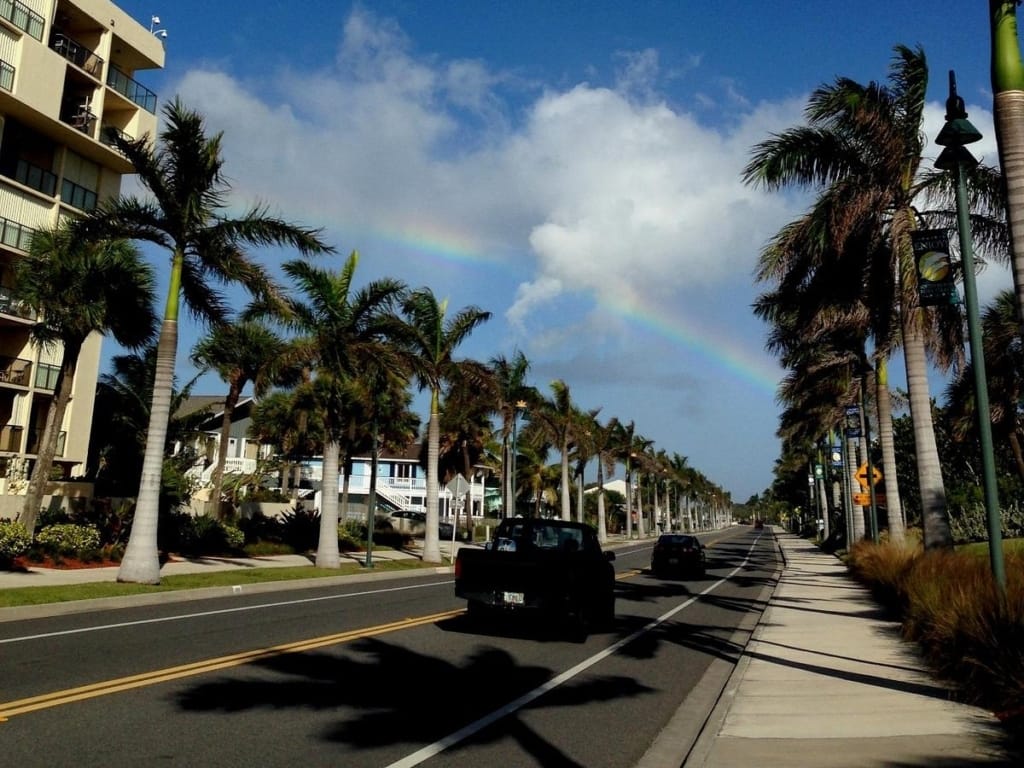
[107,1,1008,502]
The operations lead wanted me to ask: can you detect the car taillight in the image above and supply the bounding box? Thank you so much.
[455,557,462,579]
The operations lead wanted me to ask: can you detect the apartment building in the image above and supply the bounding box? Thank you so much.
[0,0,163,506]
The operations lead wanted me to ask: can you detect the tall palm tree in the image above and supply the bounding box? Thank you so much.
[589,415,621,543]
[400,289,490,562]
[571,407,601,524]
[278,252,406,568]
[990,1,1024,338]
[80,99,333,584]
[524,380,577,521]
[489,351,535,517]
[744,46,954,549]
[15,225,156,533]
[190,319,301,517]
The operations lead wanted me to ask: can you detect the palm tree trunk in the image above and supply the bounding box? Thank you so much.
[316,440,341,568]
[118,317,178,584]
[422,391,442,563]
[1010,430,1024,482]
[559,444,571,521]
[625,465,633,539]
[575,466,584,524]
[991,2,1024,338]
[207,381,241,519]
[596,460,607,544]
[902,310,952,549]
[21,341,82,533]
[844,430,862,543]
[875,361,905,544]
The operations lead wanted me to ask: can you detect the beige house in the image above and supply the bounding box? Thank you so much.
[0,0,163,516]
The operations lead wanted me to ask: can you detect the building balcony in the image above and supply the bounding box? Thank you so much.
[0,288,33,321]
[26,429,66,457]
[100,125,134,152]
[0,214,35,253]
[0,0,44,41]
[0,423,23,452]
[107,65,157,113]
[0,356,32,386]
[50,31,104,78]
[13,159,57,197]
[0,59,13,92]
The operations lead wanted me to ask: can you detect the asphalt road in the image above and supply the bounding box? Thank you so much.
[0,527,778,767]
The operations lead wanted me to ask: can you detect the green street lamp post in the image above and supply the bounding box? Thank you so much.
[935,70,1006,593]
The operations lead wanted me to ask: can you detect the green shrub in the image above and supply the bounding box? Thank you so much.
[238,512,284,545]
[35,523,101,556]
[280,507,320,553]
[0,520,32,563]
[178,514,245,556]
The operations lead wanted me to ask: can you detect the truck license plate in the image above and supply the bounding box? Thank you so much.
[668,557,679,565]
[502,591,525,606]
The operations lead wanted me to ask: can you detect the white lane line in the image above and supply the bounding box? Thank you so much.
[0,581,453,645]
[384,537,763,767]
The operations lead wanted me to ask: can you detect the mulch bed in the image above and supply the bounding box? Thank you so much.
[8,554,122,571]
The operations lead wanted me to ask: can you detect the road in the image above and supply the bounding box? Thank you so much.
[0,527,778,767]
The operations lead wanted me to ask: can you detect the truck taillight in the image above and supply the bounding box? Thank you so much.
[454,557,462,579]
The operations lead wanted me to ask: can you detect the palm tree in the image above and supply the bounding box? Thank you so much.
[744,46,954,549]
[80,99,332,584]
[15,225,156,533]
[525,380,577,521]
[945,289,1024,481]
[400,288,491,563]
[489,351,535,517]
[278,252,406,568]
[990,1,1024,338]
[190,319,301,517]
[571,407,601,525]
[589,416,621,543]
[249,389,324,497]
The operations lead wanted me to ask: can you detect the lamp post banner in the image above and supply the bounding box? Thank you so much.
[912,229,958,306]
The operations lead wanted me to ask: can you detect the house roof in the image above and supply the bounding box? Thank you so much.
[177,395,255,430]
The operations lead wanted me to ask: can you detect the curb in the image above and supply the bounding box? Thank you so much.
[677,529,784,767]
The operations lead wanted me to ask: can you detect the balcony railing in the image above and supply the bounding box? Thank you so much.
[60,178,97,211]
[0,0,44,41]
[0,286,33,320]
[0,59,13,92]
[0,215,35,252]
[100,125,134,151]
[107,65,157,113]
[14,158,57,197]
[34,362,59,391]
[49,31,103,78]
[0,356,32,385]
[26,429,66,457]
[0,424,23,452]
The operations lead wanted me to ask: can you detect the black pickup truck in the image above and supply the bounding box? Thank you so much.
[454,518,616,637]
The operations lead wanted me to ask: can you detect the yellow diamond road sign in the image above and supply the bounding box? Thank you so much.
[855,463,882,490]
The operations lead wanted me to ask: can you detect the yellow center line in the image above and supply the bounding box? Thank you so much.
[616,569,643,580]
[0,608,464,722]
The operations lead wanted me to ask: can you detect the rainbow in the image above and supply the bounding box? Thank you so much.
[348,225,783,396]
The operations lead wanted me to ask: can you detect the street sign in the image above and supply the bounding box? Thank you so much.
[854,463,882,490]
[854,492,887,507]
[447,474,469,497]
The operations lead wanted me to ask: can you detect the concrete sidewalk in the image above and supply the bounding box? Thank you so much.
[682,530,1017,767]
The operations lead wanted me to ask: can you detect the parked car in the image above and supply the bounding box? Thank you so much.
[650,534,706,578]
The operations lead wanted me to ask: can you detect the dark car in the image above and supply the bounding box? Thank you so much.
[650,534,706,578]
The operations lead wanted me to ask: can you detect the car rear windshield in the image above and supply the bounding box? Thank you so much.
[497,522,584,552]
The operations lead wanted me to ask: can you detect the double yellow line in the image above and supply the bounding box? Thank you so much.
[0,608,464,722]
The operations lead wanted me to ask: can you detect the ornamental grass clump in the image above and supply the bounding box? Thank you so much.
[846,538,919,613]
[900,548,1024,728]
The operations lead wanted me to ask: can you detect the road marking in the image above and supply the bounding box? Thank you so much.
[0,580,453,646]
[0,608,464,722]
[385,535,765,768]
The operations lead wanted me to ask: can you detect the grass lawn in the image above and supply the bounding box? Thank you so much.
[0,558,439,608]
